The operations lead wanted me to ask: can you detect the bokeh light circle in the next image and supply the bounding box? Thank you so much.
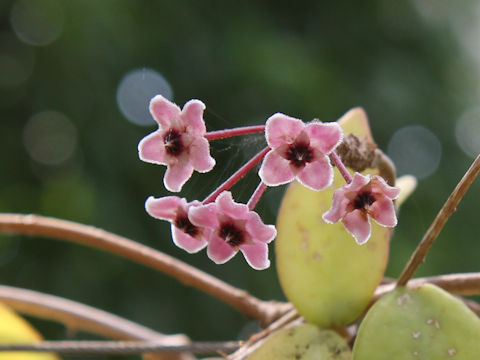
[455,107,480,158]
[0,32,34,87]
[23,111,77,165]
[387,125,441,179]
[10,0,64,46]
[117,68,173,126]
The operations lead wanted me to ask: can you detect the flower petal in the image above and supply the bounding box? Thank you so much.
[207,235,237,264]
[342,209,371,245]
[265,113,305,149]
[145,196,184,221]
[346,172,371,193]
[296,155,333,191]
[164,162,194,192]
[149,95,181,129]
[305,122,343,154]
[245,211,277,243]
[371,175,401,199]
[240,242,270,270]
[322,187,350,224]
[189,137,215,173]
[138,132,167,165]
[259,150,295,186]
[369,197,397,227]
[216,191,249,219]
[182,99,207,134]
[171,224,207,253]
[189,203,219,229]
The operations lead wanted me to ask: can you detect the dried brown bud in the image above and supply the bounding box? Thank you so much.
[336,134,377,172]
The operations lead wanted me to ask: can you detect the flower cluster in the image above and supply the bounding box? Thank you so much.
[138,95,400,269]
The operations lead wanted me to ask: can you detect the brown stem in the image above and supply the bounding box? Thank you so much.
[0,285,194,360]
[381,273,480,297]
[0,340,241,355]
[396,155,480,287]
[372,149,396,186]
[0,214,289,325]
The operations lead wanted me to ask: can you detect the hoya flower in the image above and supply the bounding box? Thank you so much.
[259,113,343,191]
[188,191,277,270]
[322,172,400,244]
[138,95,215,192]
[145,196,208,253]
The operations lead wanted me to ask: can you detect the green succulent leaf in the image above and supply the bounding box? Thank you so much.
[353,284,480,359]
[246,324,351,360]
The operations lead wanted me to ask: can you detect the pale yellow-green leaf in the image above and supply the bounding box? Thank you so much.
[276,107,390,327]
[395,175,417,209]
[0,302,59,360]
[353,284,480,359]
[246,324,351,360]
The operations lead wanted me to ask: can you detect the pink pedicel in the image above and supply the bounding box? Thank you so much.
[259,113,343,191]
[188,191,277,270]
[138,95,215,192]
[145,196,209,253]
[322,172,400,245]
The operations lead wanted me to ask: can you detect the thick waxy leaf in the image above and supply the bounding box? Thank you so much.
[246,324,351,360]
[353,284,480,359]
[276,108,391,327]
[0,302,59,360]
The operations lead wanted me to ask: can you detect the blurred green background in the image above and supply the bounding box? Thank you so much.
[1,0,480,359]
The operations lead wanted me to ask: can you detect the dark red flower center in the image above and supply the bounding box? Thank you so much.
[353,191,375,210]
[163,129,183,156]
[174,215,199,237]
[285,141,313,168]
[219,223,244,247]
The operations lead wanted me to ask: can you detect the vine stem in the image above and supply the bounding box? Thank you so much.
[0,285,194,360]
[0,285,181,341]
[0,340,241,355]
[202,147,270,204]
[396,155,480,287]
[0,214,289,326]
[205,125,266,141]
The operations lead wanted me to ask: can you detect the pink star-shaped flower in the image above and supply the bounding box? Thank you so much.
[145,196,209,253]
[188,191,277,270]
[322,172,400,244]
[259,113,343,191]
[138,95,216,192]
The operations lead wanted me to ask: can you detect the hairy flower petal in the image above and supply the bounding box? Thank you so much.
[371,176,401,199]
[149,95,181,129]
[342,209,371,245]
[189,203,219,229]
[296,156,333,191]
[265,113,305,148]
[216,191,249,219]
[138,132,167,165]
[189,138,215,172]
[207,235,237,264]
[369,197,397,227]
[259,150,295,186]
[240,242,270,270]
[164,162,194,192]
[305,122,343,154]
[145,196,184,221]
[182,99,207,134]
[245,212,277,243]
[322,188,350,224]
[172,225,207,253]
